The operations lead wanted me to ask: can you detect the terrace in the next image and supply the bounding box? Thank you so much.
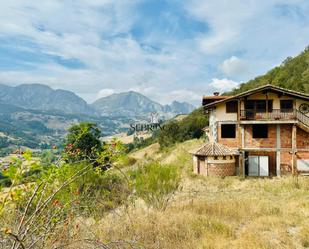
[240,109,309,127]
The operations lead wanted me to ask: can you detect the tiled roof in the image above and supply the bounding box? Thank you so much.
[191,142,239,156]
[202,96,229,100]
[204,84,309,109]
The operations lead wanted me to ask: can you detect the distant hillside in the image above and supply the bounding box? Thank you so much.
[226,46,309,95]
[0,84,195,152]
[91,91,195,118]
[0,84,94,115]
[0,103,134,152]
[163,101,195,114]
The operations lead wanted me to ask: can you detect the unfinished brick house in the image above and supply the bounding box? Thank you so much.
[199,85,309,177]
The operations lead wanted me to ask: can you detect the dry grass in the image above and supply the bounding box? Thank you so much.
[130,143,161,161]
[67,176,309,249]
[4,139,306,248]
[63,139,309,249]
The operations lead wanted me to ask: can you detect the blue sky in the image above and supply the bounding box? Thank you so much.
[0,0,309,105]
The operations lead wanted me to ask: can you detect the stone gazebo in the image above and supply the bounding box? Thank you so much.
[191,142,239,177]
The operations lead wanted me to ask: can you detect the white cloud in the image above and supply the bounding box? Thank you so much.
[157,89,201,105]
[220,56,249,77]
[185,0,309,63]
[186,0,258,54]
[0,0,309,106]
[208,78,239,92]
[96,88,116,99]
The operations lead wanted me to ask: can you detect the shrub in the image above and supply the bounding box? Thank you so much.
[63,122,102,163]
[157,108,208,148]
[0,138,128,248]
[129,162,180,210]
[119,156,137,168]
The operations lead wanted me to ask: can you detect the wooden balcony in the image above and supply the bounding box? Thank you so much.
[240,109,297,121]
[240,109,309,128]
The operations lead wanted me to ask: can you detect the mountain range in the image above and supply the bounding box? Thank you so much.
[0,84,195,151]
[0,84,195,118]
[0,84,93,115]
[91,91,195,118]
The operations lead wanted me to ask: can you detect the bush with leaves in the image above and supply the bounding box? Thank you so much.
[129,162,180,210]
[63,122,102,163]
[63,122,125,171]
[0,137,129,248]
[157,108,208,148]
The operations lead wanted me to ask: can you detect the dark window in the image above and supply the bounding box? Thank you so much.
[255,100,266,112]
[221,124,236,138]
[280,100,293,112]
[245,100,255,110]
[214,156,218,160]
[226,101,238,113]
[252,124,268,138]
[245,100,273,113]
[268,100,273,112]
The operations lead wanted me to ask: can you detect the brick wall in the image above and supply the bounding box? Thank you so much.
[214,123,308,175]
[207,162,236,176]
[217,124,239,148]
[281,152,292,174]
[244,124,276,148]
[297,127,309,149]
[297,151,309,160]
[280,124,292,148]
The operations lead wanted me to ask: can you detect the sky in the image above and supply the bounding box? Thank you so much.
[0,0,309,106]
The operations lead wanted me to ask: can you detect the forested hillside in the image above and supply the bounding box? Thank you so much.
[226,46,309,95]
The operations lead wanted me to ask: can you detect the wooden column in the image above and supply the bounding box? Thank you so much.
[266,92,269,119]
[237,99,241,148]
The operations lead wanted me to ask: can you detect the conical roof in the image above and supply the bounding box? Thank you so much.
[191,142,238,156]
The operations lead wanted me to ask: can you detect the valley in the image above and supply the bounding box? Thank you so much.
[0,85,195,154]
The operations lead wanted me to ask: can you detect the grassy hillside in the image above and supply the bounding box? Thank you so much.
[61,140,309,248]
[1,136,309,248]
[226,46,309,95]
[99,141,309,249]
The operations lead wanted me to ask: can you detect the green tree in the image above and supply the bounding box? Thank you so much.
[63,122,102,163]
[224,46,309,95]
[157,108,208,148]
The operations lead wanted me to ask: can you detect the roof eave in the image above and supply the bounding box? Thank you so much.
[203,84,309,109]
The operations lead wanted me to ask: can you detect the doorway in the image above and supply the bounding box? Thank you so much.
[248,156,269,176]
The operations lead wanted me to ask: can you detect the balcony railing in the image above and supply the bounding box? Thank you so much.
[240,109,297,121]
[296,109,309,127]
